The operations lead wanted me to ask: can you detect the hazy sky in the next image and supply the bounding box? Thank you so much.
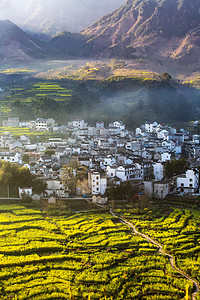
[0,0,125,35]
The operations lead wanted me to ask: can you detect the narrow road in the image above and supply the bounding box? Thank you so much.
[109,209,200,300]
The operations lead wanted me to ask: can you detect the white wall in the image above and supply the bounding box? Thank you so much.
[153,163,164,181]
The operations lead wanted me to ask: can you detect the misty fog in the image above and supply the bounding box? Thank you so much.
[0,0,125,36]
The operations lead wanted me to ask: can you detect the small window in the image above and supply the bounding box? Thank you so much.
[189,184,193,187]
[97,182,99,185]
[111,173,113,176]
[156,190,158,193]
[97,188,99,191]
[96,177,99,180]
[181,183,184,187]
[190,179,193,182]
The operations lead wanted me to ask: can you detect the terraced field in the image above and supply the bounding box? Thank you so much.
[116,207,200,299]
[0,203,194,299]
[10,82,73,103]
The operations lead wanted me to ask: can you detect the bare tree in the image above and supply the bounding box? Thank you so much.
[60,158,87,195]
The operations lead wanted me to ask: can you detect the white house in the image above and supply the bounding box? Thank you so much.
[144,122,160,133]
[135,127,143,136]
[177,169,199,194]
[99,156,116,170]
[88,171,107,195]
[37,144,47,153]
[19,121,29,128]
[120,129,128,138]
[161,152,171,162]
[69,120,86,129]
[113,121,125,130]
[3,117,19,127]
[157,130,169,140]
[20,135,30,144]
[96,121,104,129]
[0,134,13,148]
[106,164,142,182]
[0,152,22,164]
[193,135,200,144]
[25,144,37,151]
[45,179,67,197]
[106,165,117,178]
[153,163,164,181]
[35,118,55,131]
[19,187,33,197]
[144,122,154,133]
[144,181,169,199]
[10,142,24,153]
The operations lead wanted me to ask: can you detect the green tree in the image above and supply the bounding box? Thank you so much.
[22,154,30,164]
[61,158,87,195]
[0,161,46,197]
[105,181,138,201]
[161,72,172,81]
[164,158,188,178]
[32,178,47,195]
[44,149,55,156]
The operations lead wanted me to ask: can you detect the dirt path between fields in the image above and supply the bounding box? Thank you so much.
[109,209,199,300]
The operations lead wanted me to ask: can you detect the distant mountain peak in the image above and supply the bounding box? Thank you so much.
[49,0,200,65]
[0,0,125,36]
[0,19,46,62]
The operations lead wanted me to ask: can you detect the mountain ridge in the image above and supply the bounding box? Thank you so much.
[0,0,125,36]
[49,0,200,65]
[0,20,46,62]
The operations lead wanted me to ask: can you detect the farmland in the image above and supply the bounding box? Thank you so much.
[0,201,198,299]
[115,205,200,299]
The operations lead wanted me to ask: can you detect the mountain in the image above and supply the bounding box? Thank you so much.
[0,20,46,62]
[0,0,124,37]
[49,0,200,64]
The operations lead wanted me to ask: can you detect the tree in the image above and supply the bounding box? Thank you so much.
[0,161,46,198]
[0,162,33,198]
[32,178,47,195]
[44,150,55,156]
[22,154,30,164]
[61,158,87,195]
[105,181,138,201]
[164,158,188,178]
[161,72,172,81]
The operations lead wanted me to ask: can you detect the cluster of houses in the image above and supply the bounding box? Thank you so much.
[2,117,56,130]
[1,117,200,200]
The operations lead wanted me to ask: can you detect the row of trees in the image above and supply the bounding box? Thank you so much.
[0,161,46,197]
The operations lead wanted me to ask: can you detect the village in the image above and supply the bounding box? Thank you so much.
[1,116,200,203]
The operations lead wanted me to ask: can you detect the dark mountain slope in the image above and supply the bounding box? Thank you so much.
[0,20,46,62]
[49,0,200,64]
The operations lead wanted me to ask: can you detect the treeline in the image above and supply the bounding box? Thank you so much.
[0,161,46,197]
[11,83,100,122]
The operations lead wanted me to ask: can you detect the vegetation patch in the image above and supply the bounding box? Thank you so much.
[0,203,195,299]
